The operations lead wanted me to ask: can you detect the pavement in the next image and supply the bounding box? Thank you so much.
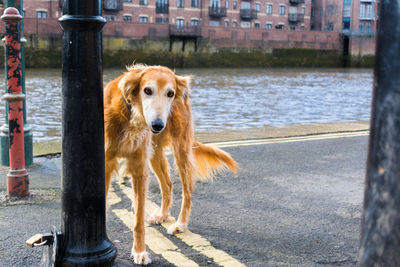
[0,122,370,267]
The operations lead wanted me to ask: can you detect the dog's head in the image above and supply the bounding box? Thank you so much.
[118,65,190,134]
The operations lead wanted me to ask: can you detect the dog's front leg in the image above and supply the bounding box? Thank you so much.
[168,144,195,235]
[126,154,151,265]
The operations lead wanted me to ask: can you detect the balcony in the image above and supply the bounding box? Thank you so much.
[156,3,169,14]
[103,0,123,11]
[209,6,227,18]
[240,9,257,20]
[169,25,201,37]
[359,13,375,20]
[288,13,304,23]
[289,0,305,4]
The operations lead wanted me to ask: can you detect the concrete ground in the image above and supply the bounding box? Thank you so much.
[0,122,369,266]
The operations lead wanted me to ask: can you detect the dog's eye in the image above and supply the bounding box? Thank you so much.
[144,88,152,95]
[167,91,175,98]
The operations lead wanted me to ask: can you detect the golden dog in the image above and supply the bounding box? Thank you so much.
[104,64,237,265]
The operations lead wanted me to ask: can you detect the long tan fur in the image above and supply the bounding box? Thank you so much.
[192,141,237,180]
[104,64,237,265]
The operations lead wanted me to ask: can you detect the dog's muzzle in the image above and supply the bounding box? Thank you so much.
[151,118,165,134]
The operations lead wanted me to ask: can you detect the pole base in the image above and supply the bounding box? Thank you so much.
[7,168,29,198]
[58,241,117,267]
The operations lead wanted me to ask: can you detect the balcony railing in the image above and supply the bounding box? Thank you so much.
[288,13,304,23]
[169,25,201,37]
[103,0,123,11]
[156,3,169,14]
[289,0,305,4]
[359,13,375,20]
[240,9,257,20]
[209,6,227,18]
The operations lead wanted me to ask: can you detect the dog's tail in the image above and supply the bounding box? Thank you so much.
[192,141,237,180]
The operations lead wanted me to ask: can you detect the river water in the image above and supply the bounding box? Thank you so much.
[0,68,373,143]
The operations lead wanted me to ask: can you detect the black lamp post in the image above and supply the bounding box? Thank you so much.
[56,0,117,265]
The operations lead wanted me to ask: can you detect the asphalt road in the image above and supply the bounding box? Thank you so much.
[0,133,368,266]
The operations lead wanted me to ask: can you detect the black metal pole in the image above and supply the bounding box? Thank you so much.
[359,1,400,266]
[57,0,117,266]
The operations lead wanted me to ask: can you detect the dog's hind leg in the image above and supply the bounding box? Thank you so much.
[126,152,152,265]
[167,143,195,235]
[105,153,118,196]
[149,149,173,225]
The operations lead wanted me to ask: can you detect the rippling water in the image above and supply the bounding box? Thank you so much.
[0,68,373,143]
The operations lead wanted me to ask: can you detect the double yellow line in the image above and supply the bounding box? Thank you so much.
[108,179,245,267]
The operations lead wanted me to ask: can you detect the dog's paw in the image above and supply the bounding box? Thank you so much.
[167,221,187,235]
[131,249,152,265]
[148,211,169,225]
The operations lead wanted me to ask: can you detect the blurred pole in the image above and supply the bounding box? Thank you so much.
[2,7,29,198]
[0,0,33,167]
[56,0,117,265]
[359,0,400,266]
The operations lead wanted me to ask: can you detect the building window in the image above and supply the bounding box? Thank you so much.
[191,19,199,25]
[366,21,371,33]
[255,3,260,12]
[37,11,47,18]
[225,0,229,8]
[209,20,220,26]
[224,21,229,27]
[105,15,117,21]
[289,25,296,30]
[279,5,285,15]
[177,0,184,8]
[233,1,237,10]
[233,21,237,27]
[139,16,148,23]
[265,23,272,29]
[140,0,148,5]
[240,21,251,28]
[192,0,199,7]
[123,15,132,21]
[266,4,272,14]
[176,18,184,28]
[326,22,334,31]
[311,7,315,18]
[359,22,364,33]
[276,24,284,30]
[156,0,169,14]
[360,3,373,19]
[302,7,305,14]
[123,0,132,2]
[156,17,169,23]
[254,22,260,28]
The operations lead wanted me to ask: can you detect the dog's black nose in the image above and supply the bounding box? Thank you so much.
[151,118,164,133]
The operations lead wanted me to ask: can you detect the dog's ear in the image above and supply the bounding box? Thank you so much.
[175,75,191,100]
[118,69,144,104]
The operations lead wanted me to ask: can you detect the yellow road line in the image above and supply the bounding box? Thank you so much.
[117,179,246,267]
[207,131,369,148]
[113,209,199,267]
[107,190,122,206]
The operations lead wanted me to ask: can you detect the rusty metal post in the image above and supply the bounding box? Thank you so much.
[56,0,117,265]
[1,7,29,198]
[1,0,34,167]
[359,0,400,266]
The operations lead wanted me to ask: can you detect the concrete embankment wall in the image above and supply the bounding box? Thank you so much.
[0,34,374,68]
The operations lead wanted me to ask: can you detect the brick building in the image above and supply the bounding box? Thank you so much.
[0,0,378,57]
[14,0,311,31]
